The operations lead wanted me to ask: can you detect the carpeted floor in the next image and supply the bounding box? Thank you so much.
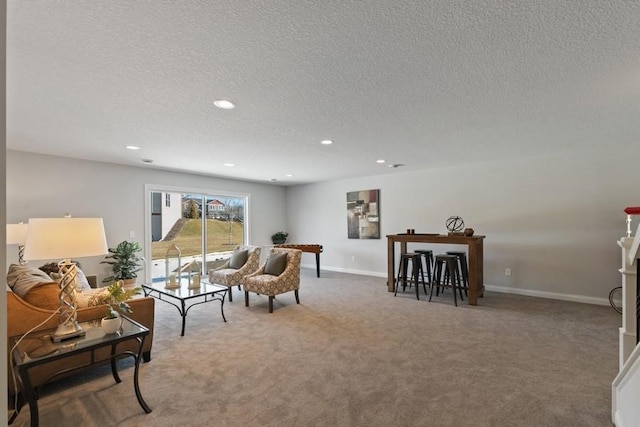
[10,269,619,426]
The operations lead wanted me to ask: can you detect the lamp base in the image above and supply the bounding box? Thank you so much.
[51,321,86,342]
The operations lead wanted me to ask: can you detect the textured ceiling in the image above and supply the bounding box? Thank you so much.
[6,1,640,185]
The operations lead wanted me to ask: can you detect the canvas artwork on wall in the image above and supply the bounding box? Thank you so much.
[347,189,380,239]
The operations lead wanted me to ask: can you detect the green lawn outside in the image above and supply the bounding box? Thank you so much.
[151,218,243,259]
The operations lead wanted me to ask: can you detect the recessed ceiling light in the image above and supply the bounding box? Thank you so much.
[321,139,333,145]
[142,159,154,164]
[388,163,404,168]
[376,159,385,164]
[214,99,236,109]
[269,178,278,182]
[223,163,235,167]
[285,174,294,177]
[126,145,141,150]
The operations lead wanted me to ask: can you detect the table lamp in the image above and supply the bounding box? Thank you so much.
[6,223,28,265]
[24,216,109,342]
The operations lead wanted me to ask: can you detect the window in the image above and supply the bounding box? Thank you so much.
[145,185,248,283]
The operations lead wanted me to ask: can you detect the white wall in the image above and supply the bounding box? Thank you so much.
[6,150,287,282]
[8,144,640,304]
[286,145,640,304]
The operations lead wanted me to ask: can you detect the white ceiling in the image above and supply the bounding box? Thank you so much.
[7,1,640,186]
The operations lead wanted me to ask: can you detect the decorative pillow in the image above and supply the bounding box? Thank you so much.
[39,262,62,276]
[75,268,92,290]
[76,287,111,309]
[229,249,249,269]
[6,264,55,298]
[264,252,287,276]
[50,268,92,291]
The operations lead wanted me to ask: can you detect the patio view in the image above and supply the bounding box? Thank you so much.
[149,191,246,282]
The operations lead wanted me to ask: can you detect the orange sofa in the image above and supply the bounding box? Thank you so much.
[6,274,155,401]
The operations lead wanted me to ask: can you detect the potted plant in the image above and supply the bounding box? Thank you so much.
[101,240,144,287]
[94,281,142,333]
[271,231,288,244]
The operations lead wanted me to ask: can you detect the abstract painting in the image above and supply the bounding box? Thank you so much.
[347,189,380,239]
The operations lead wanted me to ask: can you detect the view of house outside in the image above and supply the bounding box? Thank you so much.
[149,191,246,282]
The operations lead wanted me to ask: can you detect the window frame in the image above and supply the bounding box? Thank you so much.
[143,184,250,284]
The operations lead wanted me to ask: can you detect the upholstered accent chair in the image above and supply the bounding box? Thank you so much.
[209,245,261,301]
[243,247,302,313]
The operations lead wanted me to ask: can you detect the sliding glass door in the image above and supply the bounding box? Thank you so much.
[147,187,247,283]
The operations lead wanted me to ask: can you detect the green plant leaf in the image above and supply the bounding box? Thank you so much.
[101,240,144,283]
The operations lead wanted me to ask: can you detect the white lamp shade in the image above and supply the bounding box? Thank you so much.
[24,218,108,261]
[6,223,28,245]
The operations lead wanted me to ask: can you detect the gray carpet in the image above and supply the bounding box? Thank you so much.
[10,269,619,426]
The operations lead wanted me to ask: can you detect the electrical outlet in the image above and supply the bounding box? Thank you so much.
[129,231,136,239]
[505,268,512,277]
[351,255,356,262]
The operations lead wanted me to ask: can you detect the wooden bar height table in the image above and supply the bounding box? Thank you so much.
[387,233,485,305]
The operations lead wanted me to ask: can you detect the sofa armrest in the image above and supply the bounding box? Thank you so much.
[7,291,62,338]
[115,296,155,353]
[210,259,231,273]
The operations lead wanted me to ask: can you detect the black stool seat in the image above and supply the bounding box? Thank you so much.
[429,254,464,306]
[446,251,469,296]
[395,253,426,300]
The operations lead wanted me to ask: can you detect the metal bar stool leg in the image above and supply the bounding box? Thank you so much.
[446,258,458,307]
[419,258,427,295]
[395,256,407,295]
[429,258,443,302]
[413,256,421,300]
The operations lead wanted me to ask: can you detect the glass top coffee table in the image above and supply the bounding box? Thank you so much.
[142,279,228,336]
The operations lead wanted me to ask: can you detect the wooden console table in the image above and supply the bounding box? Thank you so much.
[386,234,485,305]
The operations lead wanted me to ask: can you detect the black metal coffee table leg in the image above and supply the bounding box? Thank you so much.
[219,290,227,322]
[180,299,187,337]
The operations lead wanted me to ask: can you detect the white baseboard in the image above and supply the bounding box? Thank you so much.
[303,264,611,306]
[303,264,387,278]
[484,284,610,306]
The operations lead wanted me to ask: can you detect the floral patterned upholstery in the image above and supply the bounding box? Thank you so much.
[209,245,261,301]
[243,248,302,313]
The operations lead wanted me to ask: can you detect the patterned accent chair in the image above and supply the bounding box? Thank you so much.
[243,248,302,313]
[209,245,261,302]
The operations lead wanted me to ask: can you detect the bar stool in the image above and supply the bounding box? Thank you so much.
[395,253,426,300]
[414,249,434,288]
[429,254,464,306]
[446,251,469,296]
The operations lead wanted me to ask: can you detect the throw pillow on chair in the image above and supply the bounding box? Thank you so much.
[264,252,287,276]
[229,249,249,269]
